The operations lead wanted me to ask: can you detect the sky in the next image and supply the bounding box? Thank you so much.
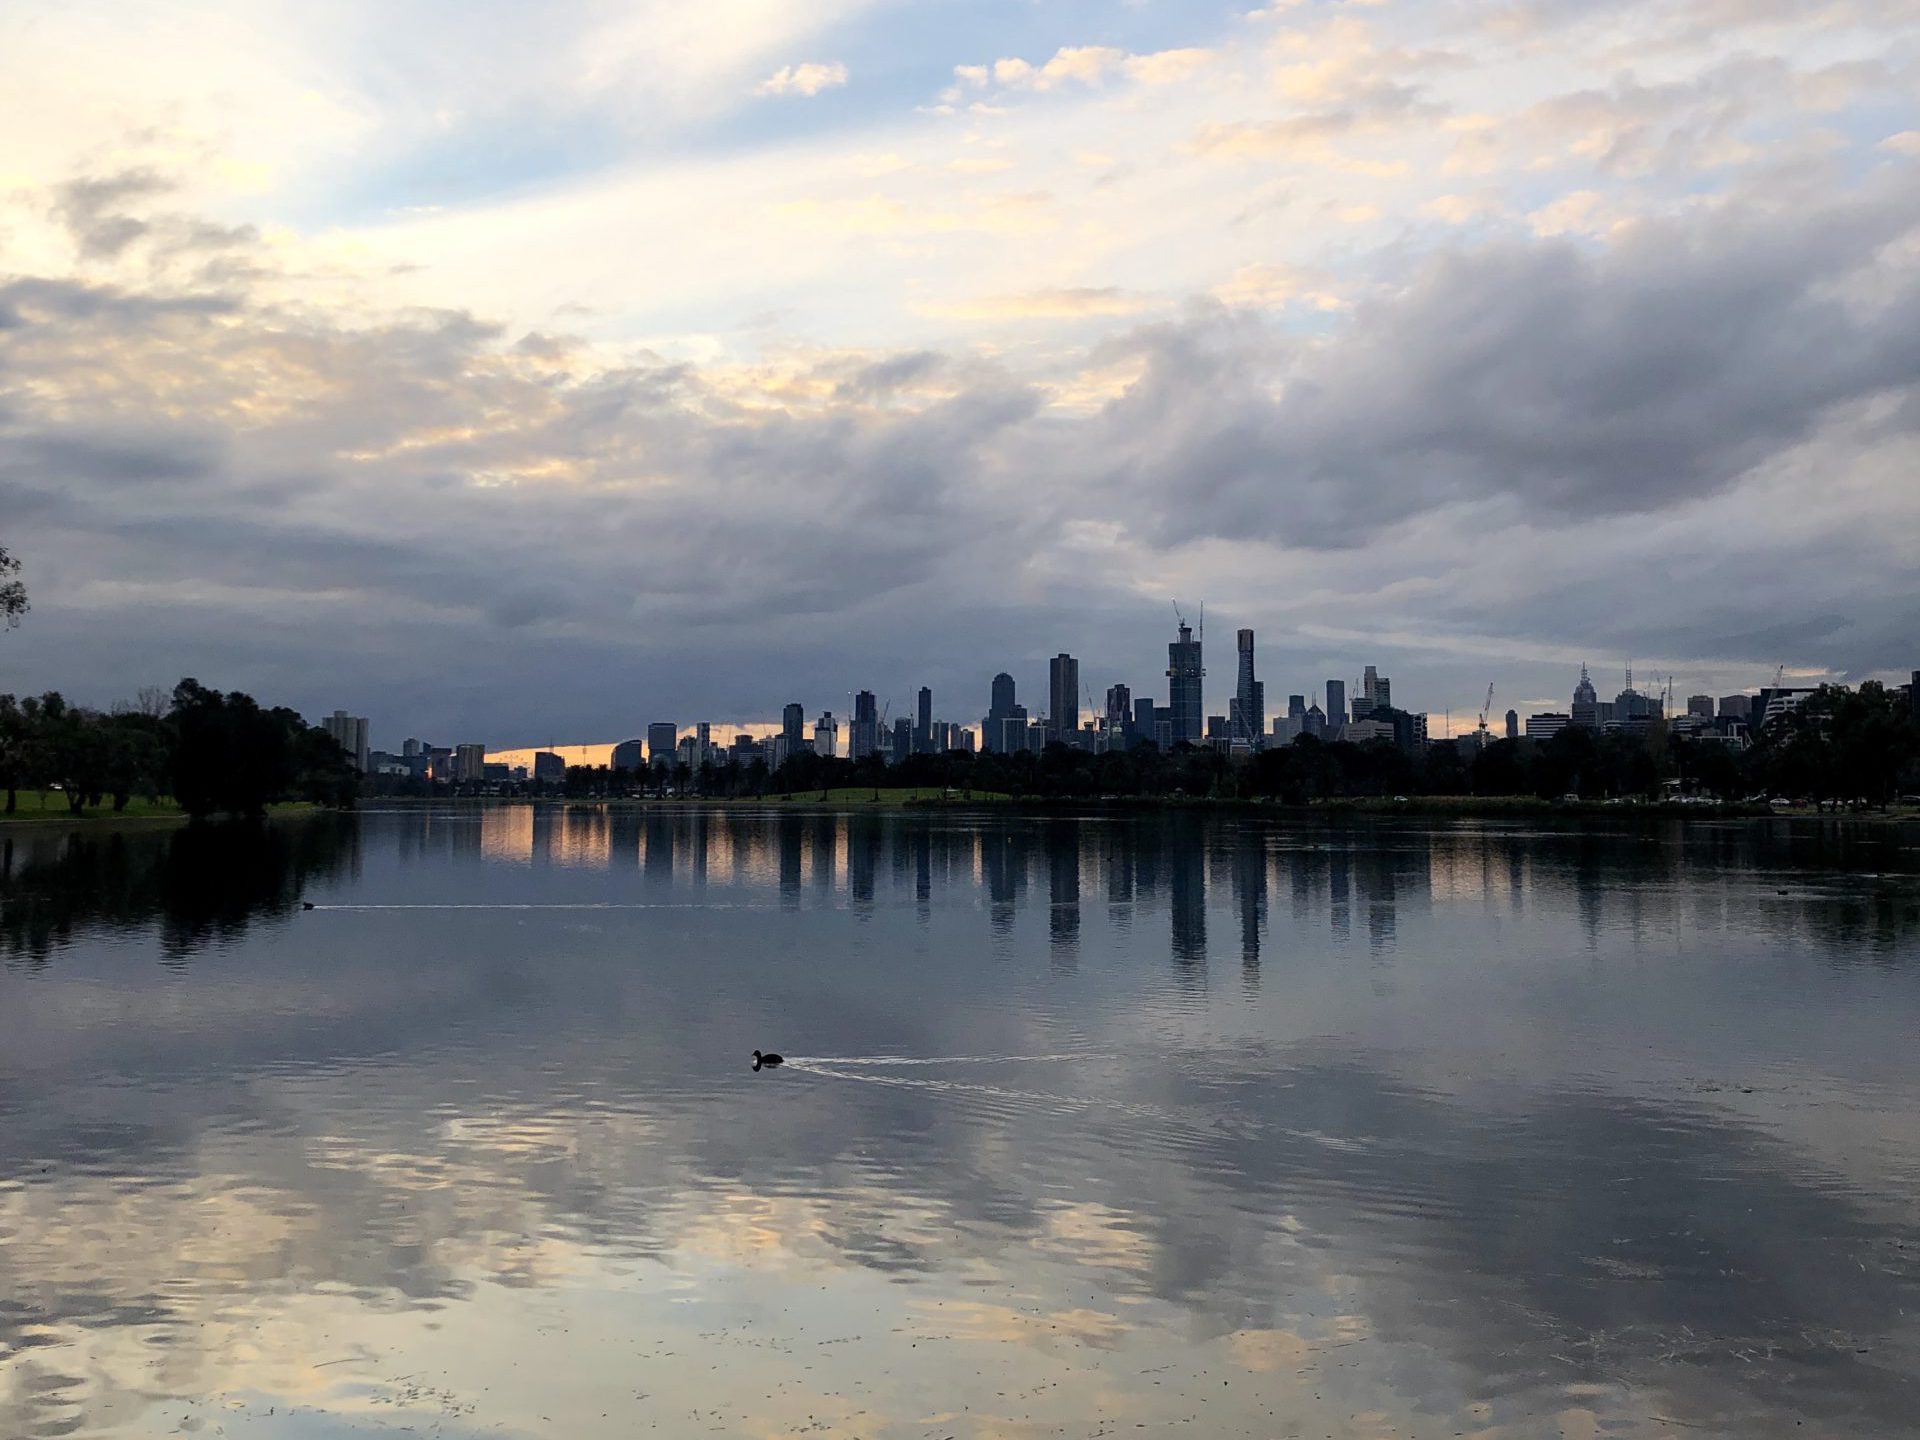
[1,0,1917,749]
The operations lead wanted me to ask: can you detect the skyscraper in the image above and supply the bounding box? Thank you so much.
[1166,621,1204,746]
[1105,683,1131,744]
[1048,653,1080,745]
[814,712,838,760]
[915,686,932,753]
[1326,679,1347,732]
[851,690,879,760]
[648,722,678,767]
[782,703,805,749]
[1133,697,1158,749]
[983,672,1022,753]
[1571,666,1600,729]
[1687,694,1714,719]
[1234,629,1264,747]
[1505,708,1519,740]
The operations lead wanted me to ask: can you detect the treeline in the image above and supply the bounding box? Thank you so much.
[0,679,359,819]
[554,681,1919,806]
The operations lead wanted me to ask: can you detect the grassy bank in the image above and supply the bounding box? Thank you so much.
[0,793,326,827]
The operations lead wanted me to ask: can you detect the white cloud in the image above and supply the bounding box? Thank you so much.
[757,60,850,98]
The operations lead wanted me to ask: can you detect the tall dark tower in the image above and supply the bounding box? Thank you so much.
[1233,628,1264,747]
[1167,621,1204,746]
[1048,653,1080,744]
[915,686,933,753]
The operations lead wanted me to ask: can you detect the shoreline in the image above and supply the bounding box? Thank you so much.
[354,793,1920,824]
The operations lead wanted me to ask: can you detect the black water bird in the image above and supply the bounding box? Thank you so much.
[302,901,316,911]
[752,1050,784,1072]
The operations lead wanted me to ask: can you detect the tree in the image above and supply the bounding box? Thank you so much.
[0,545,24,630]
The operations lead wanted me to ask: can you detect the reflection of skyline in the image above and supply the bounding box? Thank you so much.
[1,809,1918,1436]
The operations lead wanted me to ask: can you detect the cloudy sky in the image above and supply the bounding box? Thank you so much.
[2,0,1917,748]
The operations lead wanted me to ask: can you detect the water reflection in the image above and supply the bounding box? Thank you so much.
[1,807,1917,1438]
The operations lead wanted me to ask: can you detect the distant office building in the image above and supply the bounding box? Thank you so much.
[454,743,487,782]
[851,690,880,761]
[532,751,565,783]
[695,721,713,766]
[1271,714,1300,745]
[611,739,646,772]
[1152,718,1174,750]
[891,716,913,764]
[1612,683,1659,736]
[1132,697,1158,749]
[1104,684,1131,745]
[1359,667,1380,715]
[324,711,370,772]
[1375,676,1392,711]
[1504,708,1519,741]
[1048,654,1080,745]
[814,712,838,761]
[953,727,976,754]
[982,672,1020,753]
[915,687,933,753]
[1166,621,1205,746]
[1344,718,1394,745]
[932,720,952,752]
[991,671,1016,716]
[1326,680,1348,731]
[1571,665,1600,730]
[1718,694,1752,722]
[1687,694,1714,719]
[648,722,678,768]
[1753,687,1816,732]
[1234,629,1264,747]
[484,763,509,782]
[1206,715,1230,742]
[1304,701,1326,739]
[402,738,421,759]
[782,703,806,748]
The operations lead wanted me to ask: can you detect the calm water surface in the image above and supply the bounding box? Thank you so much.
[2,807,1918,1439]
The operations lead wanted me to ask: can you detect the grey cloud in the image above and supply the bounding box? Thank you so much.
[3,154,1918,739]
[51,168,172,259]
[1099,165,1920,547]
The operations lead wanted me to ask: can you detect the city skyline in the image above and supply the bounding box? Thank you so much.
[3,2,1918,746]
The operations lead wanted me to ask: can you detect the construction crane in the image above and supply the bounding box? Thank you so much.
[1477,684,1495,736]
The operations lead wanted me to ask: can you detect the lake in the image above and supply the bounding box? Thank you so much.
[2,806,1917,1438]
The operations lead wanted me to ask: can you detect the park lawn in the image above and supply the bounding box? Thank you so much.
[0,793,326,825]
[0,791,185,823]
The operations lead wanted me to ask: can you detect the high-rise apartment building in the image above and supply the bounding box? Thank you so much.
[1048,653,1080,745]
[814,712,838,761]
[1505,709,1519,741]
[1105,684,1131,744]
[915,687,933,753]
[1233,629,1264,747]
[324,711,370,772]
[1166,622,1204,746]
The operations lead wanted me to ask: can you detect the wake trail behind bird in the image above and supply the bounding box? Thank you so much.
[784,1053,1114,1067]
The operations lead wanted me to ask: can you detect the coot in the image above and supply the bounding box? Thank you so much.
[752,1050,784,1071]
